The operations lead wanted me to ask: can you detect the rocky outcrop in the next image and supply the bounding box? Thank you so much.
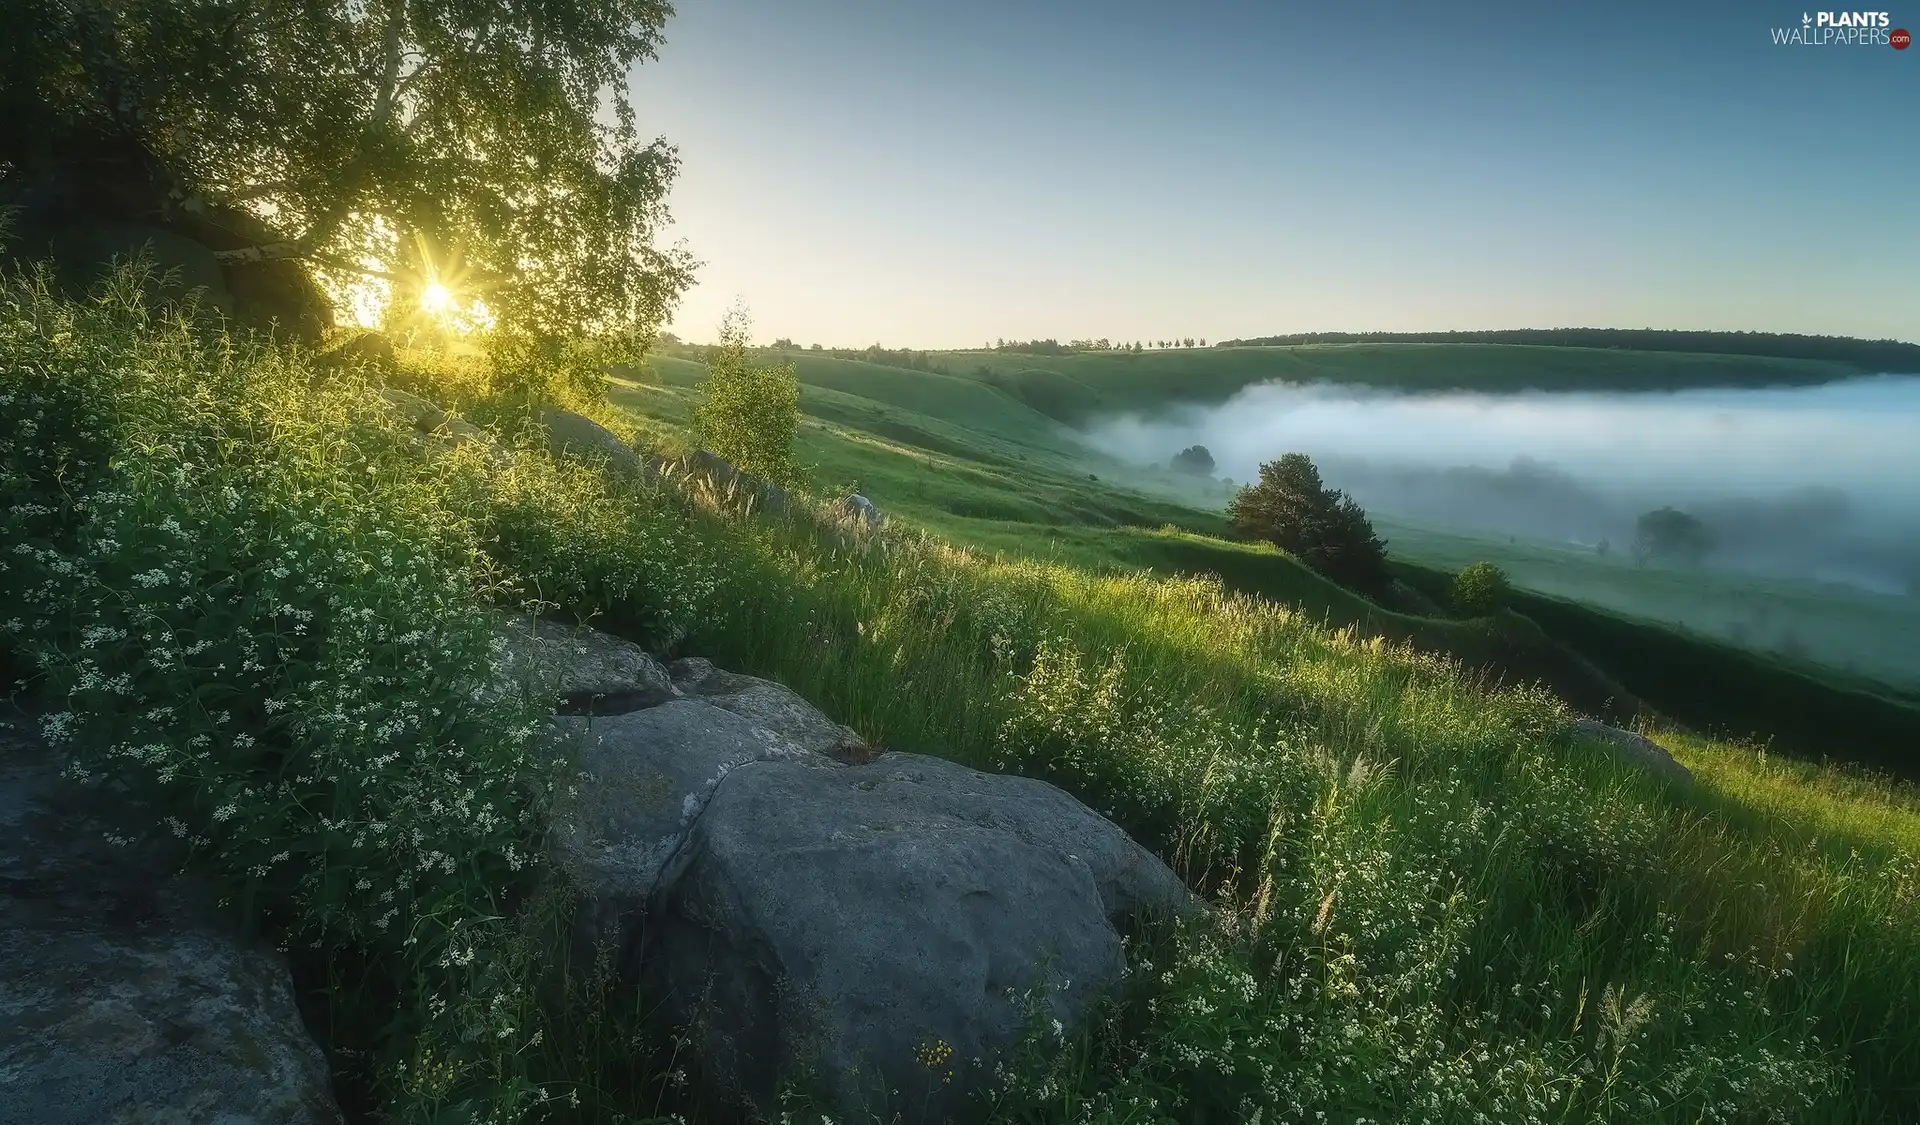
[496,613,678,713]
[835,492,881,531]
[41,223,232,316]
[0,708,342,1125]
[1570,718,1692,786]
[547,700,833,948]
[645,751,1196,1121]
[679,448,792,516]
[538,406,658,480]
[668,658,873,763]
[322,330,398,372]
[382,386,503,463]
[539,626,1194,1123]
[532,410,790,516]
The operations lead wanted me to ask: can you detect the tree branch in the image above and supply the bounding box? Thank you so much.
[210,242,303,263]
[220,180,299,204]
[296,0,408,253]
[366,0,409,138]
[211,243,403,282]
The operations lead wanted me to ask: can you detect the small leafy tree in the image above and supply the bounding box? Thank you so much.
[1170,444,1216,476]
[693,306,799,486]
[1229,453,1389,593]
[1452,562,1511,615]
[1631,506,1715,566]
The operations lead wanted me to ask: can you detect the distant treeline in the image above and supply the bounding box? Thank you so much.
[1214,329,1920,371]
[660,337,955,375]
[793,343,952,373]
[991,338,1204,354]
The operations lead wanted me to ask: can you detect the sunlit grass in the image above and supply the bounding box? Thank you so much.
[1674,730,1920,858]
[5,264,1919,1123]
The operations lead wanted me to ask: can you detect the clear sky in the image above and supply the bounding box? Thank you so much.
[626,1,1917,348]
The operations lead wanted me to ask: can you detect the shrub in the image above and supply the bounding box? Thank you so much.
[692,305,800,486]
[1632,506,1715,566]
[1229,452,1390,593]
[1170,444,1216,475]
[1453,561,1512,615]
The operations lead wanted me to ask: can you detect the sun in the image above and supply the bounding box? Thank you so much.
[420,282,455,313]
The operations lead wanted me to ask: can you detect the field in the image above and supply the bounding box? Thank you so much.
[1376,518,1920,696]
[617,349,1920,775]
[18,6,1920,1123]
[919,343,1861,424]
[9,276,1920,1123]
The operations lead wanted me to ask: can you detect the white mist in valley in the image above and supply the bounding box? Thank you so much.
[1076,374,1920,596]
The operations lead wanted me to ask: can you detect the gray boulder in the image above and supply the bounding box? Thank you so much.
[0,709,341,1125]
[645,752,1196,1122]
[43,223,232,316]
[324,331,398,373]
[682,449,790,516]
[381,386,446,431]
[835,493,881,531]
[380,387,504,463]
[1570,718,1692,786]
[534,627,1193,1121]
[539,406,653,478]
[685,448,742,488]
[547,701,833,949]
[495,614,677,713]
[667,659,872,763]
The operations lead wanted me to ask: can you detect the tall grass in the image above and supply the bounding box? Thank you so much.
[4,264,1917,1123]
[0,266,719,1122]
[643,511,1916,1123]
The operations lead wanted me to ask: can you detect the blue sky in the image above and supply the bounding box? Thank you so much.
[626,1,1917,347]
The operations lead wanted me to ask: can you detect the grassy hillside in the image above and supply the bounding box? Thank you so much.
[10,274,1920,1121]
[917,344,1863,425]
[1212,329,1920,373]
[619,350,1920,777]
[1379,519,1920,696]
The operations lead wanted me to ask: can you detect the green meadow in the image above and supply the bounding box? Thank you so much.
[1376,518,1920,696]
[7,274,1920,1123]
[15,4,1920,1122]
[616,347,1920,776]
[931,344,1861,424]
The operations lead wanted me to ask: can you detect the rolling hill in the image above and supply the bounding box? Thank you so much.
[618,343,1920,777]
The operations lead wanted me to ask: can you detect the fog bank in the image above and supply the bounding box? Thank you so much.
[1077,375,1920,595]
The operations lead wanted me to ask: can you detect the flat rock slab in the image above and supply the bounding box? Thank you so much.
[495,614,677,711]
[0,711,341,1125]
[644,751,1195,1122]
[668,659,872,762]
[539,406,652,479]
[1570,718,1692,786]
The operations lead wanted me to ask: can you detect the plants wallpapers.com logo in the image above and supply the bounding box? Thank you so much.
[1771,11,1909,45]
